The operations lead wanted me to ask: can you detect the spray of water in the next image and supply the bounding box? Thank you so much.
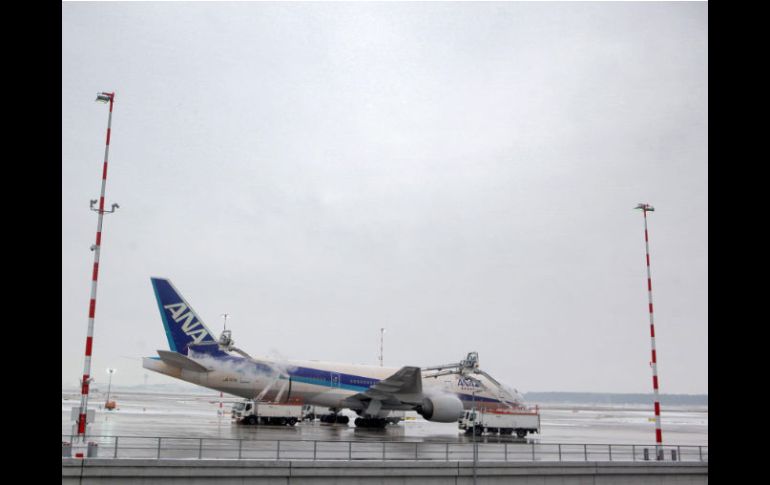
[188,347,298,401]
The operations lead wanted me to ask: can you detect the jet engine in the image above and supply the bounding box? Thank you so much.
[417,394,464,422]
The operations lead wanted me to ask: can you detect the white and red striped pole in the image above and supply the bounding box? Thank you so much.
[218,314,228,416]
[76,92,119,441]
[635,203,663,451]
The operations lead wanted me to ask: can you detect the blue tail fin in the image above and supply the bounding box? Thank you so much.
[150,277,225,356]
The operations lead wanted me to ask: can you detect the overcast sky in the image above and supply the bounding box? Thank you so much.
[62,2,707,394]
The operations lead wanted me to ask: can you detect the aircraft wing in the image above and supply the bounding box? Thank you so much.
[156,350,210,372]
[344,366,424,410]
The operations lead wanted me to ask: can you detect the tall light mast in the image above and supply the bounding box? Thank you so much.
[75,92,119,441]
[379,328,385,367]
[635,203,663,452]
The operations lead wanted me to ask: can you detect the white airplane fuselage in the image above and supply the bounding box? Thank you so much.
[143,353,509,413]
[144,278,520,418]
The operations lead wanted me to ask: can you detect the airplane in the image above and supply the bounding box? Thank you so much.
[143,277,525,428]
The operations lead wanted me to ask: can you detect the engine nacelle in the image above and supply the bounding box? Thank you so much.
[417,394,464,422]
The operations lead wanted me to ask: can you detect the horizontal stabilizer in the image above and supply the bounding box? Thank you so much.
[157,350,209,372]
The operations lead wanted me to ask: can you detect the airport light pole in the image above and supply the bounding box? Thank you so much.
[218,314,229,416]
[105,368,116,406]
[472,389,478,485]
[635,203,663,452]
[379,328,385,367]
[76,92,119,442]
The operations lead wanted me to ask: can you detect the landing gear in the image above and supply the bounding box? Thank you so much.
[354,417,388,429]
[241,416,299,426]
[320,414,349,424]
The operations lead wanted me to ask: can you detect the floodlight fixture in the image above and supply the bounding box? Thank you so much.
[95,92,113,103]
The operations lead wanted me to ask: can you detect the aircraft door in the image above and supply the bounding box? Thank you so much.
[330,372,341,388]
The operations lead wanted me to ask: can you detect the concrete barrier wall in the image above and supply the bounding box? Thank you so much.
[63,458,708,485]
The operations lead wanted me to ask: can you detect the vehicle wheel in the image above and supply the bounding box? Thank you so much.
[288,418,297,426]
[246,416,258,425]
[338,415,349,424]
[516,429,527,438]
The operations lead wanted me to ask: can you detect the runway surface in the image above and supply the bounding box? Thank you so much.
[62,390,707,448]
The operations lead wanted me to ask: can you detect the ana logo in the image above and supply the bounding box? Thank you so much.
[164,302,209,344]
[458,377,481,389]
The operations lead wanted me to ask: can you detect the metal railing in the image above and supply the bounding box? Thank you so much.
[62,435,708,463]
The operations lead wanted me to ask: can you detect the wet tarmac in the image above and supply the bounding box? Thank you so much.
[62,390,708,447]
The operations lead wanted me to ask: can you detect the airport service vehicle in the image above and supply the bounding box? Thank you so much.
[459,407,541,437]
[143,278,531,429]
[303,405,334,421]
[232,400,302,426]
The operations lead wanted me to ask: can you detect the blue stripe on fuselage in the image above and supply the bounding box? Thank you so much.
[195,353,504,403]
[195,353,375,391]
[288,366,375,393]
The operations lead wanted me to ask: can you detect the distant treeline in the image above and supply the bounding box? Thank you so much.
[524,392,708,406]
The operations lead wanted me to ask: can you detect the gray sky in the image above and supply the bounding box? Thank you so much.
[62,2,707,394]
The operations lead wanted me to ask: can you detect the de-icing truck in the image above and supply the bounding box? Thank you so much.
[231,400,303,426]
[458,406,541,437]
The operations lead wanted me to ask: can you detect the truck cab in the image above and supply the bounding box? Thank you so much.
[231,400,252,421]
